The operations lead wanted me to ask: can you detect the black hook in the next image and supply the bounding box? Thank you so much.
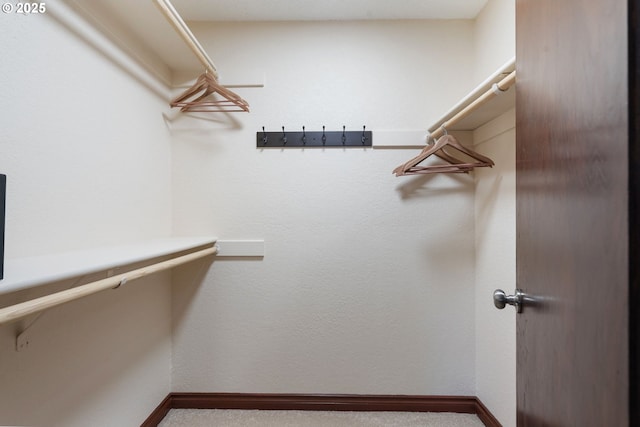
[282,126,287,145]
[262,126,268,145]
[322,125,326,145]
[361,125,366,144]
[302,126,307,145]
[342,125,346,145]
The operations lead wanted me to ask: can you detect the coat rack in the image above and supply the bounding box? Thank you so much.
[257,126,372,148]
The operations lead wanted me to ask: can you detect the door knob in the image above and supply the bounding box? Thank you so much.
[493,289,524,313]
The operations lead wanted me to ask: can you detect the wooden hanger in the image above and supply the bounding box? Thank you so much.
[170,69,250,113]
[393,130,494,176]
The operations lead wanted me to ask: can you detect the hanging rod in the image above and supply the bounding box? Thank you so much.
[427,57,515,135]
[152,0,219,79]
[428,70,516,141]
[0,246,217,326]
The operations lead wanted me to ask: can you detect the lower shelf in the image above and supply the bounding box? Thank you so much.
[0,236,217,295]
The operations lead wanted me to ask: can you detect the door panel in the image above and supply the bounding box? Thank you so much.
[631,0,640,423]
[516,0,628,425]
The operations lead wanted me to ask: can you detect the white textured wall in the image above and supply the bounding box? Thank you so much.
[472,1,516,425]
[473,0,516,84]
[473,110,516,427]
[170,20,479,395]
[0,4,173,426]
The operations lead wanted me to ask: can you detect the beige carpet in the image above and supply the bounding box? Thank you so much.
[158,409,485,426]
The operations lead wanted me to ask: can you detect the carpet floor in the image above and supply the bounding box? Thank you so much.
[158,409,486,427]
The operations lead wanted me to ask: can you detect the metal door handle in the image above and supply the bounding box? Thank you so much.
[493,289,524,313]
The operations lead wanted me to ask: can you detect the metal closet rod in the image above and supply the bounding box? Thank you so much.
[0,246,218,326]
[152,0,219,79]
[429,70,516,140]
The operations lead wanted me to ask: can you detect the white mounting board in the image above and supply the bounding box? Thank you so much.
[215,240,265,257]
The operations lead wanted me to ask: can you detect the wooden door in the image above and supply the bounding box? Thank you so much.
[515,0,631,425]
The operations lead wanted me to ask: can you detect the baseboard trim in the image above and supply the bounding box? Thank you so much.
[141,394,172,427]
[474,397,502,427]
[171,392,479,413]
[141,393,502,427]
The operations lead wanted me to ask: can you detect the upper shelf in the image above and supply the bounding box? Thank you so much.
[428,57,516,135]
[0,236,217,295]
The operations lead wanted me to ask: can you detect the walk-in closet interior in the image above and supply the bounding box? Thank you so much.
[0,0,518,425]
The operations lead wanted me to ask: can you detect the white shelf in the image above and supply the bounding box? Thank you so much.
[0,237,217,295]
[428,57,516,134]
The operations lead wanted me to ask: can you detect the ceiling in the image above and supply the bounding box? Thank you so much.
[66,0,489,75]
[173,0,489,21]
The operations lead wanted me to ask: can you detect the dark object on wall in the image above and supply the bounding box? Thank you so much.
[257,126,372,148]
[0,174,5,280]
